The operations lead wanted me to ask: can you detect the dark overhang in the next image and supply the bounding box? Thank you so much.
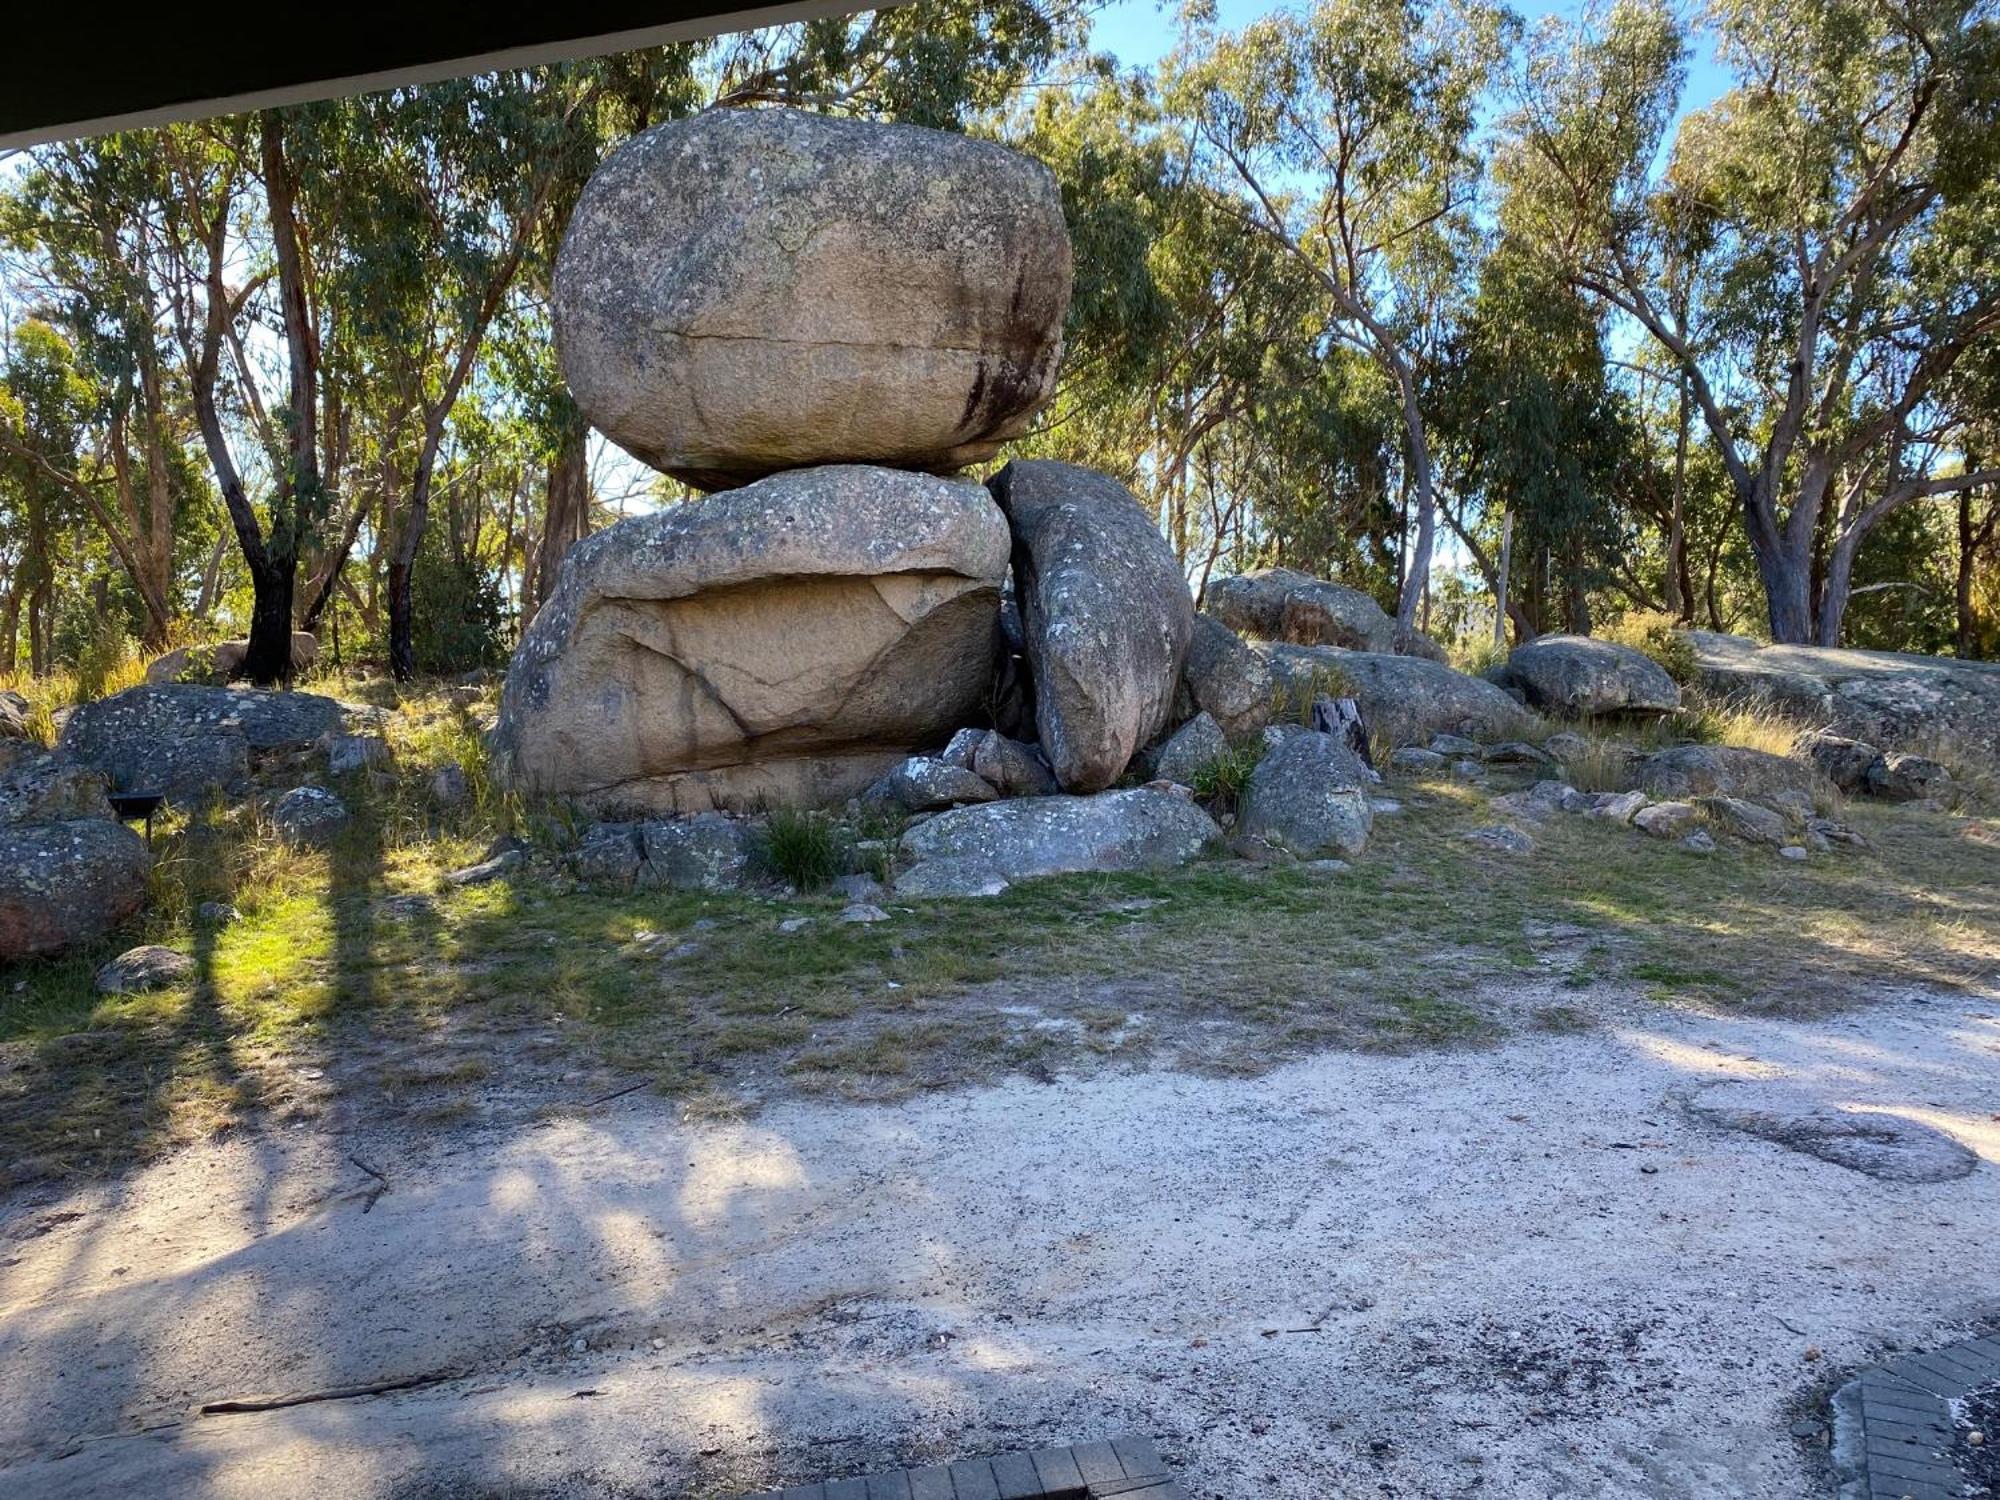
[1,3,882,149]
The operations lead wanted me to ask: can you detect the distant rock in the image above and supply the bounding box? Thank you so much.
[899,788,1219,880]
[1687,630,2000,747]
[146,631,318,685]
[553,107,1072,489]
[1206,568,1439,657]
[1237,727,1373,859]
[1463,825,1533,855]
[990,460,1193,792]
[1496,635,1680,718]
[1866,751,1952,803]
[1256,645,1536,746]
[1793,730,1883,794]
[95,945,193,995]
[1637,744,1824,803]
[0,819,151,962]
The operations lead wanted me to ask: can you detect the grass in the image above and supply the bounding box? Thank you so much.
[2,675,1996,1194]
[752,806,846,891]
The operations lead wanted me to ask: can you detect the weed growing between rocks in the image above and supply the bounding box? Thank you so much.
[752,807,847,891]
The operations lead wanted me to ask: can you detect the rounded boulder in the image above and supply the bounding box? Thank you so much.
[553,107,1074,490]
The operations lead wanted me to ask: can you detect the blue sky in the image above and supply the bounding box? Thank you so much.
[1087,0,1731,119]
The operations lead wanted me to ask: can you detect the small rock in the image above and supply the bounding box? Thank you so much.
[1778,845,1808,861]
[1541,731,1589,763]
[1866,750,1952,802]
[831,873,886,903]
[1589,789,1649,825]
[1430,733,1482,757]
[1680,828,1717,854]
[445,849,523,886]
[95,945,193,995]
[1146,711,1230,789]
[323,733,392,775]
[1451,758,1485,780]
[1463,825,1533,855]
[894,858,1011,898]
[1483,740,1555,768]
[1389,746,1447,773]
[778,916,813,933]
[196,901,242,926]
[971,731,1061,798]
[862,756,999,814]
[1302,858,1351,875]
[269,786,350,849]
[1699,795,1790,847]
[430,764,470,807]
[1632,801,1697,839]
[838,903,891,924]
[938,727,986,770]
[1490,780,1582,823]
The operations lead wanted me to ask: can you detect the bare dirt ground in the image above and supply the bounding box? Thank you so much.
[3,968,1998,1500]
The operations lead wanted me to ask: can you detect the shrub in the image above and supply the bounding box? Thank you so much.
[410,533,509,676]
[1604,609,1700,686]
[752,807,845,891]
[1190,742,1265,809]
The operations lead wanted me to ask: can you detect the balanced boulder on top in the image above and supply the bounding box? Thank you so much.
[554,107,1074,491]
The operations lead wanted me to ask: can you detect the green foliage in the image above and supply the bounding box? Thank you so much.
[407,529,508,676]
[752,808,846,892]
[1603,609,1699,685]
[1189,742,1266,807]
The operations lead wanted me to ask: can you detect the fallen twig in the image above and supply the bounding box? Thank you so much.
[584,1080,650,1108]
[200,1366,465,1416]
[348,1154,390,1213]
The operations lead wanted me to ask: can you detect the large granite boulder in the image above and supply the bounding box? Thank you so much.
[0,819,151,962]
[494,466,1010,815]
[1237,725,1373,858]
[898,789,1219,880]
[57,684,344,804]
[1687,631,2000,747]
[1208,568,1397,651]
[1256,644,1536,745]
[1179,613,1273,738]
[1496,635,1680,717]
[145,631,319,685]
[554,107,1073,490]
[1636,744,1824,803]
[988,461,1193,792]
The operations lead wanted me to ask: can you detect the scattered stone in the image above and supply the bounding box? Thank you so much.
[1367,798,1402,816]
[0,819,151,961]
[838,903,891,924]
[990,460,1193,792]
[899,788,1220,880]
[639,816,754,891]
[1589,789,1649,825]
[1807,816,1867,849]
[445,849,524,887]
[1698,795,1790,847]
[1490,780,1583,822]
[1637,744,1825,803]
[971,732,1060,799]
[554,107,1072,488]
[1483,740,1556,768]
[94,945,193,995]
[1496,635,1680,717]
[1451,758,1485,781]
[1429,733,1482,757]
[1463,825,1533,855]
[1237,727,1373,859]
[269,786,350,849]
[1389,747,1447,773]
[1541,731,1590,763]
[938,728,987,771]
[831,873,887,903]
[862,756,999,813]
[778,916,813,934]
[1302,858,1351,875]
[197,902,241,926]
[1147,712,1230,789]
[1687,1079,1979,1183]
[1866,751,1952,803]
[493,466,1009,815]
[1793,729,1883,794]
[425,765,469,810]
[324,733,392,775]
[894,858,1011,898]
[1632,801,1698,839]
[1779,845,1809,861]
[1179,613,1274,738]
[1680,828,1718,854]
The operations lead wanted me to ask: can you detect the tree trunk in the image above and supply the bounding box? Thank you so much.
[240,559,298,683]
[1665,368,1689,621]
[1492,512,1513,650]
[529,417,590,615]
[1957,490,1977,658]
[0,576,19,674]
[1393,367,1437,632]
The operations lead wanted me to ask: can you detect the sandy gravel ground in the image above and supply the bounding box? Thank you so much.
[3,981,1998,1500]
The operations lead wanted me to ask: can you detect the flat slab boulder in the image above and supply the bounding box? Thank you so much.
[1637,744,1824,803]
[0,819,151,962]
[1256,644,1536,745]
[1688,630,2000,746]
[495,466,1009,815]
[989,461,1192,792]
[898,789,1219,881]
[1689,1080,1978,1183]
[57,685,344,804]
[1497,635,1679,717]
[554,107,1073,490]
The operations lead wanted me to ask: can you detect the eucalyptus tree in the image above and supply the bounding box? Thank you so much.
[1164,0,1516,633]
[1505,0,2000,644]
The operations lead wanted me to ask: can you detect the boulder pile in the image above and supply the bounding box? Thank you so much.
[498,107,1217,825]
